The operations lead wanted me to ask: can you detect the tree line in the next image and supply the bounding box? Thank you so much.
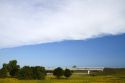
[0,60,72,80]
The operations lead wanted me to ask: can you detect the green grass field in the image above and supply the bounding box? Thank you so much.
[0,74,125,83]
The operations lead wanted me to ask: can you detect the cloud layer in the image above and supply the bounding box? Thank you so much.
[0,0,125,48]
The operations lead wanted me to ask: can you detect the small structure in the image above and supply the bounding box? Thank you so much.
[88,70,90,74]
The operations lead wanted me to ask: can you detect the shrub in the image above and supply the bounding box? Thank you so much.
[53,67,64,79]
[64,69,72,78]
[18,66,46,80]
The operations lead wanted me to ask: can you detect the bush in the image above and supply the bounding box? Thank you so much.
[64,69,72,78]
[0,68,8,78]
[53,67,64,79]
[18,66,46,80]
[31,66,46,80]
[2,60,20,77]
[18,66,33,80]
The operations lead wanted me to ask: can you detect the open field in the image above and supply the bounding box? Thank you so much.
[0,74,125,83]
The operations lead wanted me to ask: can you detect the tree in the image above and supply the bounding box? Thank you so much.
[0,68,8,78]
[18,66,46,80]
[0,64,8,78]
[53,67,64,79]
[31,66,46,80]
[7,60,20,77]
[18,66,33,79]
[72,65,77,68]
[0,63,10,78]
[64,69,72,78]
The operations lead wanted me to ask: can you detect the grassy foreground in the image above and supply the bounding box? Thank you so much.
[0,74,125,83]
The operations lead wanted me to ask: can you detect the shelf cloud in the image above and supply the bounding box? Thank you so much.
[0,0,125,48]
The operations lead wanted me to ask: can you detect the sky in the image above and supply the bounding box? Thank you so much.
[0,0,125,68]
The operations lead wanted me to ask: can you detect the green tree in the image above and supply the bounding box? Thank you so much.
[0,68,8,78]
[53,67,64,79]
[0,64,9,78]
[18,66,33,79]
[18,66,46,80]
[7,60,20,77]
[31,66,46,80]
[64,69,72,78]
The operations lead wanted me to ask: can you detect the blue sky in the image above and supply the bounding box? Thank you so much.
[1,34,125,68]
[0,0,125,68]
